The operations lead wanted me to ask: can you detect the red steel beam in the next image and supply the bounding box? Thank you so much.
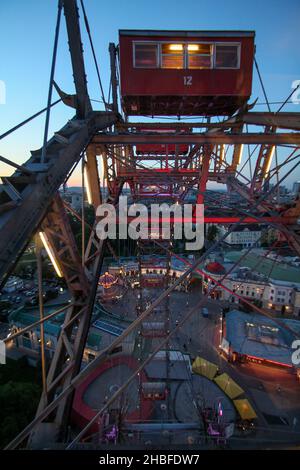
[93,133,300,145]
[122,113,300,131]
[113,216,297,224]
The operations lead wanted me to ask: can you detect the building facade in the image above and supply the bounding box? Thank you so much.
[218,224,262,248]
[200,262,300,316]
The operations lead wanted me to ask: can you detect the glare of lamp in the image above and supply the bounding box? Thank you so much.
[188,44,199,51]
[237,144,244,165]
[169,44,183,51]
[264,146,275,175]
[39,232,63,278]
[84,167,92,205]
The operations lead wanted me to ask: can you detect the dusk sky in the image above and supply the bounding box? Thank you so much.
[1,0,300,187]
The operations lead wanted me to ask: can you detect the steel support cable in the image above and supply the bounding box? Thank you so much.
[222,239,281,324]
[105,143,286,224]
[217,147,300,212]
[218,149,253,186]
[276,82,300,113]
[62,151,86,186]
[247,150,300,196]
[266,148,299,180]
[81,157,86,266]
[115,49,124,120]
[62,138,94,187]
[104,141,297,230]
[153,238,300,340]
[35,234,48,398]
[79,0,107,108]
[108,131,257,192]
[5,200,273,449]
[66,296,217,448]
[151,151,300,331]
[254,58,271,113]
[63,199,121,262]
[254,58,281,196]
[0,99,61,141]
[67,227,280,447]
[6,150,300,449]
[0,258,272,449]
[4,303,76,344]
[106,144,209,197]
[0,155,34,176]
[41,0,63,164]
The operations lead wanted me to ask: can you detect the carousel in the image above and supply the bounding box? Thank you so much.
[97,271,126,302]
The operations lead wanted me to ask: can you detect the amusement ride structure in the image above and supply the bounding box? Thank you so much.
[1,0,300,449]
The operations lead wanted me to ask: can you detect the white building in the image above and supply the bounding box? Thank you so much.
[293,181,300,196]
[219,224,262,248]
[200,262,300,316]
[3,276,23,293]
[108,255,193,292]
[71,193,83,211]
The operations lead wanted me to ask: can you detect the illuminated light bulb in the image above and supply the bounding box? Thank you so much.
[264,146,275,175]
[169,44,183,51]
[84,166,92,205]
[237,144,244,165]
[39,232,63,278]
[188,44,200,51]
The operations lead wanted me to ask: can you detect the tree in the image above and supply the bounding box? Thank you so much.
[0,381,41,448]
[206,225,219,242]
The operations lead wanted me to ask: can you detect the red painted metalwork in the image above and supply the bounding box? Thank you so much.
[114,216,297,225]
[119,30,255,115]
[136,128,189,155]
[72,355,152,436]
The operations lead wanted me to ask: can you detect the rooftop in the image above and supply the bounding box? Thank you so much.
[225,310,300,367]
[225,251,300,283]
[119,29,255,38]
[9,304,103,350]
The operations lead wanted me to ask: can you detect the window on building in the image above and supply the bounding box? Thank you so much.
[187,43,212,69]
[134,43,158,68]
[215,44,239,68]
[134,41,241,70]
[161,43,184,69]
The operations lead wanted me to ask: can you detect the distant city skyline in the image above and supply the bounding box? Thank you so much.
[0,0,300,187]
